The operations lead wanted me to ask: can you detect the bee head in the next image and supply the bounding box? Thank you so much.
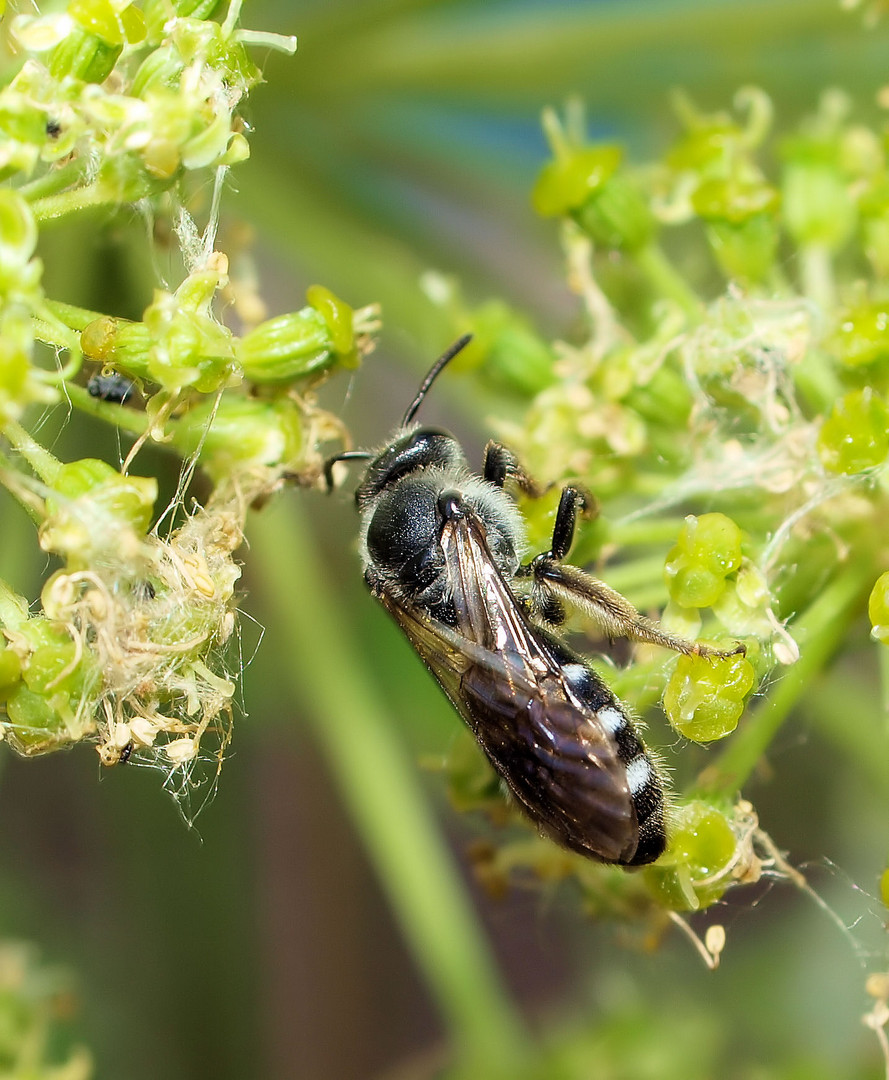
[355,426,465,510]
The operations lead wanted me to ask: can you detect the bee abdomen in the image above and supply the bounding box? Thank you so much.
[562,663,666,865]
[622,752,666,865]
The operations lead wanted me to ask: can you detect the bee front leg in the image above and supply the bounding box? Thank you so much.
[521,486,744,660]
[482,442,543,496]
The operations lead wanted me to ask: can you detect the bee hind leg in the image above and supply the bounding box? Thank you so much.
[521,486,744,659]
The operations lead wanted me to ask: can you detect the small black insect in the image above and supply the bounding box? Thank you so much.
[87,371,137,404]
[328,337,740,866]
[118,741,134,765]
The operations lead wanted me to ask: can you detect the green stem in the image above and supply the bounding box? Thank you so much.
[44,300,107,332]
[804,673,889,793]
[602,552,669,594]
[792,345,844,418]
[634,242,704,323]
[799,242,835,311]
[31,304,83,382]
[701,566,871,794]
[18,160,87,202]
[0,447,43,524]
[1,420,61,484]
[33,306,81,354]
[610,518,688,546]
[64,383,149,438]
[251,500,530,1075]
[623,583,671,612]
[541,106,571,159]
[235,28,298,53]
[30,183,116,224]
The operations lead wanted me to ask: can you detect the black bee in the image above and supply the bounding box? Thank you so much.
[328,337,740,866]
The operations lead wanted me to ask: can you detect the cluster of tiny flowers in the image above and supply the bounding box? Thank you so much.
[431,86,889,919]
[0,4,380,799]
[6,0,257,200]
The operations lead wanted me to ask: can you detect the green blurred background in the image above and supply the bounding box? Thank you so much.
[4,0,889,1076]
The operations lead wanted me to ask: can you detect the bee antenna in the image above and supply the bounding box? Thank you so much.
[323,450,373,491]
[401,334,473,427]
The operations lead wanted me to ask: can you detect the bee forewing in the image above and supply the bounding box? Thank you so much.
[385,514,640,864]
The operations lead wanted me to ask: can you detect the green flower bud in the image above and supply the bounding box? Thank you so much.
[130,45,184,98]
[868,571,889,644]
[711,573,774,641]
[48,25,122,83]
[0,139,39,182]
[663,651,755,742]
[238,307,334,383]
[0,94,49,147]
[458,300,557,398]
[691,177,780,283]
[4,683,69,755]
[143,290,237,393]
[782,139,856,252]
[143,0,224,41]
[691,177,779,224]
[120,3,146,43]
[0,189,37,275]
[172,18,259,88]
[666,122,739,174]
[24,638,82,698]
[41,458,157,565]
[705,215,779,284]
[664,513,743,608]
[217,131,249,167]
[181,107,233,170]
[0,339,30,424]
[573,173,656,253]
[0,643,23,698]
[306,284,355,358]
[80,316,152,378]
[2,617,98,755]
[817,388,889,474]
[643,801,738,910]
[97,152,169,203]
[171,395,303,481]
[532,145,622,218]
[827,302,889,368]
[68,0,126,46]
[175,268,222,312]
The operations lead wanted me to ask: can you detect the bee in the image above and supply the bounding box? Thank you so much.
[327,337,741,866]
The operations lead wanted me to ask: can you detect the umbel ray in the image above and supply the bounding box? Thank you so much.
[326,336,743,866]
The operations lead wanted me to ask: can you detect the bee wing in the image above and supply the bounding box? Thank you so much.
[382,514,638,864]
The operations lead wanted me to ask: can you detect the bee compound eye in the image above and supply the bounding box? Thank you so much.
[366,483,438,568]
[437,490,465,521]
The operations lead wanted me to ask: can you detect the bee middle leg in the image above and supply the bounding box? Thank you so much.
[520,484,744,660]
